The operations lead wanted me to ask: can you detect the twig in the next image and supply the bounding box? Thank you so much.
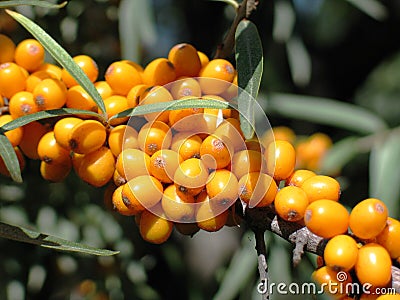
[254,229,269,300]
[214,0,259,59]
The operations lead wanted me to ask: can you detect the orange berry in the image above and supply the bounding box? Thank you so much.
[0,147,25,177]
[173,157,209,196]
[26,70,55,92]
[175,222,200,236]
[77,146,115,187]
[116,148,150,180]
[170,77,202,99]
[196,193,228,231]
[161,184,195,222]
[168,43,202,77]
[0,34,16,63]
[113,168,126,187]
[139,86,172,123]
[231,150,265,180]
[355,243,392,287]
[274,186,309,222]
[262,126,296,145]
[61,54,99,88]
[37,131,70,165]
[149,149,182,183]
[40,160,71,182]
[238,172,278,208]
[349,198,388,240]
[126,84,151,108]
[265,140,296,181]
[198,59,235,94]
[143,58,176,86]
[376,295,400,300]
[206,169,238,206]
[168,97,203,132]
[312,266,352,300]
[108,125,139,157]
[304,199,349,238]
[103,95,129,125]
[197,51,209,68]
[9,91,38,118]
[213,118,245,152]
[68,120,106,154]
[123,175,163,209]
[137,120,172,156]
[301,175,341,203]
[120,182,145,215]
[376,217,400,259]
[14,39,45,72]
[0,114,24,147]
[19,121,47,159]
[200,135,233,170]
[94,81,113,99]
[170,132,202,160]
[323,234,358,271]
[37,63,62,79]
[286,169,316,187]
[0,62,26,98]
[105,61,142,95]
[112,185,137,216]
[65,85,97,112]
[53,117,83,150]
[139,207,173,244]
[33,78,67,110]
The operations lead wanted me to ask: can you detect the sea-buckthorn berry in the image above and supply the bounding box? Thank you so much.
[139,207,174,244]
[77,146,115,187]
[14,39,45,72]
[286,169,316,187]
[175,222,200,236]
[103,95,129,125]
[66,85,97,112]
[206,169,238,207]
[301,175,341,203]
[143,58,176,86]
[113,168,126,187]
[137,120,172,156]
[202,94,232,119]
[37,131,70,165]
[139,86,173,123]
[105,61,142,95]
[61,55,99,88]
[274,186,309,222]
[262,126,296,146]
[9,91,38,118]
[304,199,349,238]
[312,266,352,300]
[37,63,62,79]
[170,77,202,99]
[33,78,67,110]
[19,121,47,159]
[349,198,388,240]
[68,120,106,154]
[376,295,400,300]
[126,84,151,108]
[238,172,278,208]
[197,51,209,68]
[26,70,55,92]
[196,193,229,231]
[200,135,233,170]
[355,243,392,287]
[94,81,113,99]
[71,152,84,173]
[171,132,202,160]
[174,157,209,196]
[265,140,296,181]
[0,34,16,63]
[40,160,71,182]
[377,217,400,259]
[112,185,137,216]
[213,118,246,152]
[168,96,204,132]
[168,43,202,77]
[0,62,27,98]
[161,184,195,222]
[124,175,163,210]
[53,117,83,150]
[231,150,265,180]
[149,149,182,183]
[116,149,150,180]
[0,147,25,177]
[0,114,24,147]
[323,234,358,272]
[298,132,332,170]
[198,59,235,94]
[108,125,139,157]
[120,182,145,215]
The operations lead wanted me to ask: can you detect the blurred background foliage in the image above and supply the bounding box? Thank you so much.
[1,0,400,299]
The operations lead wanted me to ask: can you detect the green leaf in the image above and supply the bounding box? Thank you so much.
[0,134,22,182]
[235,20,263,139]
[0,0,67,8]
[0,221,119,256]
[109,98,232,120]
[345,0,388,21]
[369,132,400,217]
[263,93,388,134]
[0,108,103,132]
[210,0,239,9]
[6,9,106,114]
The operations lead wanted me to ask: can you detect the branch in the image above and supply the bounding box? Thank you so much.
[214,0,259,59]
[254,229,269,300]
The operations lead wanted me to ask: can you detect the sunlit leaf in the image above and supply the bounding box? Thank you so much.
[263,93,388,134]
[0,0,67,8]
[0,222,119,256]
[6,10,106,114]
[345,0,388,21]
[0,134,22,183]
[235,20,263,139]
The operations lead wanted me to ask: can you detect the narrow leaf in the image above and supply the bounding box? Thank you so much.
[286,35,311,87]
[0,222,119,256]
[369,132,400,217]
[0,134,22,182]
[6,10,106,114]
[235,20,263,139]
[0,108,103,132]
[210,0,239,9]
[0,0,67,8]
[264,93,388,134]
[345,0,388,21]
